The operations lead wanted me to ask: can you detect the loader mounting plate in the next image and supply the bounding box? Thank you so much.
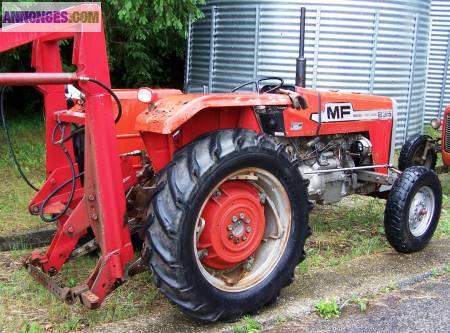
[24,260,99,307]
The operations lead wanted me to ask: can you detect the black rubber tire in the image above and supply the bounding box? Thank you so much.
[384,166,442,253]
[398,134,437,171]
[142,129,309,321]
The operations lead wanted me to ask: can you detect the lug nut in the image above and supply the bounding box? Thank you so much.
[246,226,252,233]
[228,234,234,240]
[245,217,251,224]
[227,224,233,231]
[242,235,247,241]
[232,216,238,222]
[239,213,245,219]
[233,238,240,244]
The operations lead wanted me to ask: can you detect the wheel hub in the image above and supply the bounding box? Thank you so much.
[197,181,266,270]
[408,186,435,237]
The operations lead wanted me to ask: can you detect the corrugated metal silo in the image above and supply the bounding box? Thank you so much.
[424,0,450,122]
[185,0,431,145]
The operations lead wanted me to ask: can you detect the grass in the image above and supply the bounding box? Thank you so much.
[0,252,159,332]
[315,299,341,319]
[351,296,369,313]
[232,316,262,333]
[0,116,449,331]
[0,114,45,234]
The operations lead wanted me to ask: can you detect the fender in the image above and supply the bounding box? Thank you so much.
[135,93,292,134]
[135,93,293,172]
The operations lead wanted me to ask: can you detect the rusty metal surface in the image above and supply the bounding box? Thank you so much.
[135,92,292,134]
[25,261,73,303]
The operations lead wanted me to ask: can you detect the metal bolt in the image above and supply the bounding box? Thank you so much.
[91,214,98,221]
[198,249,208,259]
[245,217,251,224]
[243,256,254,272]
[239,213,245,219]
[260,192,267,204]
[32,206,40,214]
[67,226,74,234]
[228,234,234,240]
[233,238,240,244]
[246,226,252,233]
[213,190,222,198]
[242,235,247,241]
[227,224,233,231]
[232,216,238,222]
[88,194,95,201]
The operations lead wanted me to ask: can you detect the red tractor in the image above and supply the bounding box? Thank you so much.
[399,108,450,171]
[0,7,442,321]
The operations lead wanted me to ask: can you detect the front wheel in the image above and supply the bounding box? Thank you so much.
[384,167,442,253]
[143,129,310,321]
[398,134,437,171]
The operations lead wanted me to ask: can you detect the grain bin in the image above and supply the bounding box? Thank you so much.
[185,0,431,145]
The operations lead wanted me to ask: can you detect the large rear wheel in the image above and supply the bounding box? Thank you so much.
[143,129,309,321]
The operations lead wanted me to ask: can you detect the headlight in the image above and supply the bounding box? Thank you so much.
[430,118,442,130]
[137,87,153,104]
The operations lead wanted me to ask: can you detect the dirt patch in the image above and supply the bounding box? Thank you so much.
[0,251,26,281]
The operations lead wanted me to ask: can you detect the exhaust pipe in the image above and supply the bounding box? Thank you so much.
[295,7,307,88]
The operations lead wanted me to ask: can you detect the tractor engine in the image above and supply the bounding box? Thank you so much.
[284,134,374,204]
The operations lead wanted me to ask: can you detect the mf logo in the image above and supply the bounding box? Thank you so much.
[311,102,393,123]
[325,103,353,120]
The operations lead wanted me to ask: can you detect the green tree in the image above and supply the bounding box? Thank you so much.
[104,0,205,87]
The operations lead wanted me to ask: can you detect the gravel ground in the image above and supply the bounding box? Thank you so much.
[267,274,450,333]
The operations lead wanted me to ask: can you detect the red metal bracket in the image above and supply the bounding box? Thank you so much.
[0,20,135,307]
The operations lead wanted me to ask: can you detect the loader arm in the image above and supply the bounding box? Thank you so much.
[0,11,134,308]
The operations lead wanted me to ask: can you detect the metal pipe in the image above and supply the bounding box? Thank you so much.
[295,7,307,88]
[0,73,79,86]
[302,164,391,175]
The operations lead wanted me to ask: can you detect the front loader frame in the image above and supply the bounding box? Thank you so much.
[0,24,134,307]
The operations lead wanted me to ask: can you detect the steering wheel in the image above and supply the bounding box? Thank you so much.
[231,77,284,93]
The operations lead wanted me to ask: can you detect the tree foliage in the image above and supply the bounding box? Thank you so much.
[0,0,205,89]
[104,0,204,87]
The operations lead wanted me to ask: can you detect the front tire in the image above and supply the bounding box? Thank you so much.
[143,129,309,321]
[384,167,442,253]
[398,134,437,171]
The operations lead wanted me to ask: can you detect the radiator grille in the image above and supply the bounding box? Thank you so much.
[446,114,450,153]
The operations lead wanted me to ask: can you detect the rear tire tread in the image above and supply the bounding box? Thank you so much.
[143,129,309,321]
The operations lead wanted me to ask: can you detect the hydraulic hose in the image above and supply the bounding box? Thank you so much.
[1,78,122,222]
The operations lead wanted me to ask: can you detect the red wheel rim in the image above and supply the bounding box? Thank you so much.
[197,180,266,270]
